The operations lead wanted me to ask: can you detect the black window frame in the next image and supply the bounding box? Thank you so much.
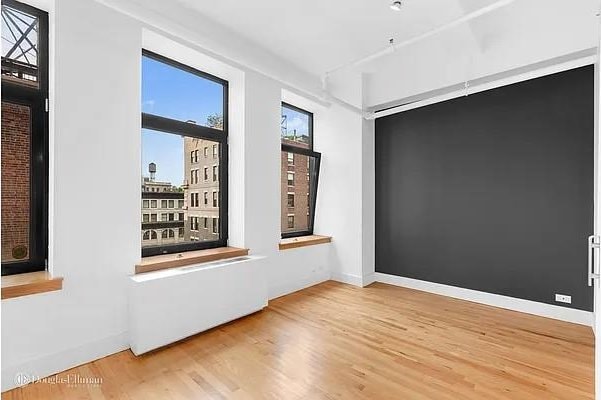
[141,50,228,257]
[1,0,49,276]
[281,102,321,239]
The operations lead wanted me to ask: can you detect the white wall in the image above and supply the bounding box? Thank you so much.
[1,0,363,391]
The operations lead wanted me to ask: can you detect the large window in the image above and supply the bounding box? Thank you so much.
[1,1,48,275]
[281,103,320,238]
[141,50,228,257]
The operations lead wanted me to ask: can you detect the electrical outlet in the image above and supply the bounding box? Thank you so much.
[555,294,571,304]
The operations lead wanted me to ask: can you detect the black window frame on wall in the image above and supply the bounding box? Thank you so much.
[281,102,321,239]
[1,0,49,276]
[141,50,228,257]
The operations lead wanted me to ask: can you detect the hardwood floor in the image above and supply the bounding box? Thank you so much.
[2,281,594,399]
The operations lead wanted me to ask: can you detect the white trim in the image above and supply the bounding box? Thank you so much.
[1,332,129,392]
[368,52,596,120]
[331,272,364,287]
[375,273,593,326]
[332,272,376,288]
[269,271,330,300]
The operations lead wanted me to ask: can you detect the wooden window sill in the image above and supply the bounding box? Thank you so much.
[279,235,332,250]
[2,271,63,300]
[136,247,249,274]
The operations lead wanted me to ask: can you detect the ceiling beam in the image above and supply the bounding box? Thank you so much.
[325,0,515,77]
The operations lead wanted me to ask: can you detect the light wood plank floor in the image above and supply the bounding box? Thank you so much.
[2,281,594,399]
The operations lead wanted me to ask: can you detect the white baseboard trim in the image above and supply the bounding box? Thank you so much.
[363,273,376,287]
[375,273,593,327]
[332,272,377,288]
[331,272,363,287]
[1,331,129,392]
[268,271,330,300]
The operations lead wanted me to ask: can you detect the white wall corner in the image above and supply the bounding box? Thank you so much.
[2,332,129,392]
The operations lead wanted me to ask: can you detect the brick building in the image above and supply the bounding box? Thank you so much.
[281,138,310,233]
[183,137,220,241]
[1,102,31,262]
[141,164,186,247]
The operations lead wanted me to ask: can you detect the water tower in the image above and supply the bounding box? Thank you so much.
[148,162,156,181]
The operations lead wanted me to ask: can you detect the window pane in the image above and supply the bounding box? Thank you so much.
[281,104,311,148]
[1,5,39,87]
[142,54,224,130]
[1,101,31,262]
[142,129,222,247]
[281,152,317,234]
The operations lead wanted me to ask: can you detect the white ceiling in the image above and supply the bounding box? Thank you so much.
[164,0,598,106]
[174,0,503,75]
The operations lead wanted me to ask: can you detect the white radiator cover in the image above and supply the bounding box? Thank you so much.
[129,256,267,355]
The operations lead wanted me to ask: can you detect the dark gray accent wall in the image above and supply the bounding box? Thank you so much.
[375,65,594,311]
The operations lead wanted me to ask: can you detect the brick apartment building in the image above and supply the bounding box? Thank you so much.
[1,102,30,262]
[183,137,220,241]
[141,164,186,247]
[281,138,310,233]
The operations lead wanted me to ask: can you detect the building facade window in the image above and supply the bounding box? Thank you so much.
[212,218,218,234]
[143,200,150,208]
[213,165,218,182]
[280,103,321,238]
[213,191,218,207]
[203,217,208,229]
[151,199,157,208]
[143,214,150,222]
[1,1,49,275]
[204,167,208,181]
[204,192,208,205]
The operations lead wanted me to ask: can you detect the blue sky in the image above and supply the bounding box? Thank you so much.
[282,105,309,137]
[141,55,223,185]
[142,56,310,185]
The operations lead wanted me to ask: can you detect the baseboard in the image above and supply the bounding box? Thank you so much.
[331,272,363,287]
[375,273,593,327]
[332,272,377,287]
[2,331,129,392]
[268,270,330,300]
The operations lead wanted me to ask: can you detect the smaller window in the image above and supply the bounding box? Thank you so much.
[168,213,174,221]
[213,144,218,158]
[169,229,175,238]
[213,191,218,207]
[162,230,169,239]
[143,214,150,222]
[151,230,157,240]
[204,192,208,205]
[190,193,194,207]
[190,170,194,184]
[287,194,294,207]
[287,173,294,186]
[190,151,194,163]
[143,200,150,208]
[168,200,174,208]
[287,216,294,229]
[194,150,199,162]
[213,166,218,182]
[287,152,294,165]
[178,200,184,208]
[179,212,184,221]
[195,193,199,207]
[151,200,157,208]
[143,231,150,240]
[161,213,168,221]
[204,147,208,157]
[161,200,168,208]
[204,167,208,181]
[189,217,196,231]
[151,213,157,222]
[203,217,208,229]
[212,218,218,234]
[178,227,184,237]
